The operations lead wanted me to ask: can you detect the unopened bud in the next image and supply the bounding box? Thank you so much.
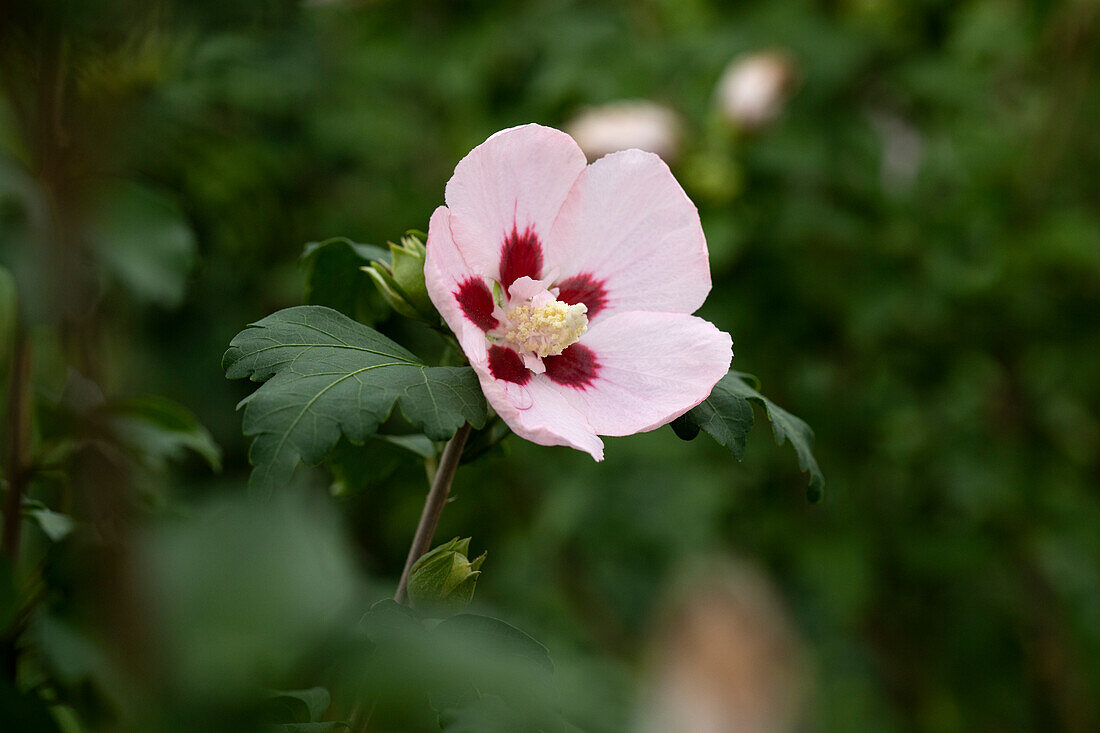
[363,231,438,322]
[407,537,486,614]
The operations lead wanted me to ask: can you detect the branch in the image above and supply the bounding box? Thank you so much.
[394,422,472,604]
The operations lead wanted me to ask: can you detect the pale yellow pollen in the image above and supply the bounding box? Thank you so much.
[504,300,588,357]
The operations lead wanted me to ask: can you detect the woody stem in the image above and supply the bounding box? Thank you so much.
[394,422,472,604]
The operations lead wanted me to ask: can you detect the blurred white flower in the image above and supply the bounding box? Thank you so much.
[565,101,683,163]
[636,558,808,733]
[869,110,923,194]
[715,51,797,130]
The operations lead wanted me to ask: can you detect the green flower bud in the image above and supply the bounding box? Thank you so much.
[362,231,438,322]
[407,537,486,614]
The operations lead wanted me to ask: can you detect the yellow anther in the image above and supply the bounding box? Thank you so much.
[504,300,588,357]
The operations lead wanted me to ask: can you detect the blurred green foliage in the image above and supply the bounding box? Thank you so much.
[1,0,1099,731]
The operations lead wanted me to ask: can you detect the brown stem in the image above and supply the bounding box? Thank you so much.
[394,423,472,604]
[3,330,32,563]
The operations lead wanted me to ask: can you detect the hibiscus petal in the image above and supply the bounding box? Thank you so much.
[424,206,497,353]
[445,124,587,281]
[546,149,711,321]
[553,311,732,436]
[473,362,605,460]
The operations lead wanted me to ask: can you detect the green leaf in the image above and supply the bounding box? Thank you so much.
[460,417,512,465]
[434,614,553,675]
[439,695,527,733]
[23,499,76,542]
[324,437,407,498]
[375,433,437,459]
[300,238,390,322]
[669,413,701,441]
[265,687,331,724]
[102,395,222,472]
[273,725,350,733]
[223,306,487,492]
[87,180,196,308]
[680,371,825,500]
[677,373,755,459]
[0,678,61,733]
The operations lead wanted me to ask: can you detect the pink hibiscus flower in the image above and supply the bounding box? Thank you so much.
[424,124,732,460]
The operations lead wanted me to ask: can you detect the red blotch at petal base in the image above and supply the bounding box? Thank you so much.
[544,343,600,389]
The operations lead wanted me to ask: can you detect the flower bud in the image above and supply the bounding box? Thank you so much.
[715,51,797,131]
[363,232,438,322]
[407,537,486,614]
[565,100,683,164]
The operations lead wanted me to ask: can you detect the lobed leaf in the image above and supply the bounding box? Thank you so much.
[679,371,825,500]
[223,306,486,492]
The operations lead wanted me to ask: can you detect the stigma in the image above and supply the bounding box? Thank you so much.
[503,300,588,358]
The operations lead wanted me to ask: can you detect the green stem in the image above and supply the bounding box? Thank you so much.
[394,423,472,604]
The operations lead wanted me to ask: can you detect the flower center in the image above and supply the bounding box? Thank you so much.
[502,299,588,358]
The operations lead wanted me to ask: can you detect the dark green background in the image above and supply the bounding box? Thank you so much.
[1,1,1098,731]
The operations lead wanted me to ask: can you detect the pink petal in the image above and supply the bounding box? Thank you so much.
[445,124,587,281]
[507,275,555,304]
[424,206,495,354]
[473,362,606,460]
[546,149,711,321]
[553,311,732,436]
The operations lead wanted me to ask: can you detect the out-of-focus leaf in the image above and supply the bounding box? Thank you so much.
[434,614,553,675]
[359,599,424,642]
[223,306,486,492]
[87,180,196,308]
[140,490,358,699]
[680,371,825,500]
[265,687,331,724]
[354,602,561,729]
[32,614,117,695]
[438,695,527,733]
[0,678,60,733]
[101,395,222,472]
[273,724,350,732]
[58,369,106,415]
[460,417,512,465]
[23,499,76,542]
[375,433,436,459]
[300,238,390,322]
